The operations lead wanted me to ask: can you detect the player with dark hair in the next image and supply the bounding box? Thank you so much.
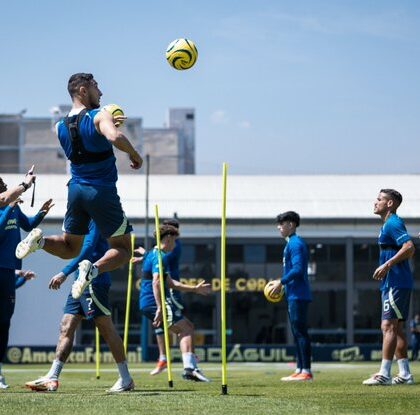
[15,73,143,303]
[139,224,211,382]
[0,187,52,389]
[25,221,134,393]
[152,218,183,375]
[269,211,313,382]
[363,189,415,385]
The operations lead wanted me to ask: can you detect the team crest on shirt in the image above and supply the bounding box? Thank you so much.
[5,218,18,230]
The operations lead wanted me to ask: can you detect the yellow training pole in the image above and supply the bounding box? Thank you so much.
[95,327,100,379]
[123,233,136,354]
[221,162,228,395]
[155,205,174,388]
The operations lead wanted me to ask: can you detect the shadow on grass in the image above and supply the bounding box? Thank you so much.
[129,389,193,394]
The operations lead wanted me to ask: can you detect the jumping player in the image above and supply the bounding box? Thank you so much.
[363,189,415,385]
[269,211,313,382]
[139,224,211,382]
[15,73,142,300]
[25,221,134,393]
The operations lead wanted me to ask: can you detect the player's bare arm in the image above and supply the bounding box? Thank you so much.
[39,199,55,216]
[152,272,164,327]
[170,278,211,295]
[16,269,36,280]
[373,240,415,280]
[95,111,143,169]
[0,166,36,207]
[49,272,67,290]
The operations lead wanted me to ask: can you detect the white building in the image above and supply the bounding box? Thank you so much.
[2,174,419,347]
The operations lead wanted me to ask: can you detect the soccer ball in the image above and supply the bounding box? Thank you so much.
[264,281,284,303]
[103,104,124,127]
[166,38,198,70]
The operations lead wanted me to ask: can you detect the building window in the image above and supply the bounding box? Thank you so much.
[186,113,194,120]
[244,245,265,263]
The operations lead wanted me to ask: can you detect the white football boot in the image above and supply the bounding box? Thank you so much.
[71,260,96,299]
[0,375,9,389]
[182,368,210,382]
[392,374,415,385]
[107,377,135,393]
[25,377,59,392]
[15,228,43,259]
[362,373,391,386]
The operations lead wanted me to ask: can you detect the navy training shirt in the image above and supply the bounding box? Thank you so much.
[56,109,117,187]
[139,248,170,309]
[281,234,312,302]
[0,205,44,270]
[378,214,413,291]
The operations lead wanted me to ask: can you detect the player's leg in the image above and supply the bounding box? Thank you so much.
[392,289,413,384]
[149,289,183,375]
[292,301,312,381]
[392,321,414,384]
[16,183,89,260]
[150,329,167,375]
[26,312,82,392]
[281,300,302,381]
[71,186,133,298]
[364,289,399,385]
[96,233,132,273]
[282,300,312,382]
[170,317,209,382]
[0,269,17,389]
[88,184,132,272]
[16,230,84,260]
[94,315,134,392]
[0,320,11,389]
[86,280,133,392]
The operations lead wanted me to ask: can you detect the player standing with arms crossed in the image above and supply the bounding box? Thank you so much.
[15,73,142,301]
[363,189,415,385]
[269,211,313,382]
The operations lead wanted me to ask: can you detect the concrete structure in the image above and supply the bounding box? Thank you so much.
[2,174,419,346]
[0,107,195,175]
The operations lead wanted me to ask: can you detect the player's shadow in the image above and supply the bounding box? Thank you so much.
[130,389,192,395]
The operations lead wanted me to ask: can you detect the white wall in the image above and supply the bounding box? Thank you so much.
[9,225,69,346]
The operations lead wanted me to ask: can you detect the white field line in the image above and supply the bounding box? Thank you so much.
[4,362,381,373]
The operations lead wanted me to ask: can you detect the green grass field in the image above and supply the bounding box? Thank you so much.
[1,363,420,415]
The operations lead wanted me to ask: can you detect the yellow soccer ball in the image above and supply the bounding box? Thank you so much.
[103,104,125,127]
[264,280,284,303]
[166,38,198,70]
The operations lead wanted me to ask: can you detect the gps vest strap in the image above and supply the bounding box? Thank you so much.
[64,109,114,165]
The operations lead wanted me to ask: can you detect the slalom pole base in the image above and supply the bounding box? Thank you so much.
[222,384,228,395]
[169,380,174,388]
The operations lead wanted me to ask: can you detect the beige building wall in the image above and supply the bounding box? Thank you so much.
[1,109,194,175]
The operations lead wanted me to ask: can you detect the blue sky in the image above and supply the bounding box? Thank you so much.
[1,0,419,174]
